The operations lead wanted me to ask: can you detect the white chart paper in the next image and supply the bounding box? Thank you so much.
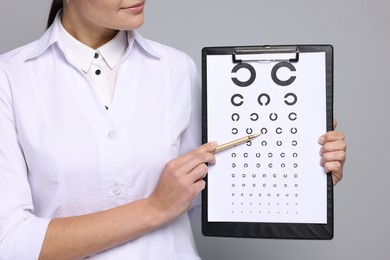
[207,53,328,224]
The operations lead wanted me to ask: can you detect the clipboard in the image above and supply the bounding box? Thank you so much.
[201,45,334,239]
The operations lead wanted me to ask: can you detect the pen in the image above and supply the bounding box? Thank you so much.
[214,133,261,153]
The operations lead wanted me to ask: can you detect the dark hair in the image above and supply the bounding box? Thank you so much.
[47,0,63,29]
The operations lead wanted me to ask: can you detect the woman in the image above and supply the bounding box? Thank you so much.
[0,0,346,259]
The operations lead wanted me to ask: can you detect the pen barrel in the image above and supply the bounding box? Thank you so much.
[214,136,249,153]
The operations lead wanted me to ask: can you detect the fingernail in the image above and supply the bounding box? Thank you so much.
[318,136,325,144]
[319,158,324,167]
[209,141,218,148]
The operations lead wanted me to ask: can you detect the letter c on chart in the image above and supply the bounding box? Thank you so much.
[231,94,244,106]
[231,63,256,87]
[250,113,259,121]
[269,113,278,121]
[258,93,271,106]
[271,61,297,86]
[231,113,240,121]
[288,112,297,121]
[284,93,298,106]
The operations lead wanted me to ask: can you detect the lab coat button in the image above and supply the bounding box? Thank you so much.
[108,131,116,140]
[112,184,122,195]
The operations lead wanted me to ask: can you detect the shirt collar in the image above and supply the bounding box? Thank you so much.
[26,12,161,63]
[98,31,128,70]
[59,19,128,72]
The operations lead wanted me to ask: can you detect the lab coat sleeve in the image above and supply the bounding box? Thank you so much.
[0,66,50,259]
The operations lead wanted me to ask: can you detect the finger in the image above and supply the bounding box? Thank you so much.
[166,142,217,173]
[320,139,347,155]
[177,142,218,166]
[323,161,343,185]
[323,160,343,173]
[192,179,206,195]
[188,163,209,182]
[181,150,216,175]
[320,151,346,168]
[333,119,337,129]
[169,146,216,180]
[318,131,345,145]
[196,141,219,153]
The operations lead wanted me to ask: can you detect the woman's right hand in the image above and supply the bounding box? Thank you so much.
[148,142,218,223]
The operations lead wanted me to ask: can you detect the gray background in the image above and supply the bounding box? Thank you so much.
[1,0,389,259]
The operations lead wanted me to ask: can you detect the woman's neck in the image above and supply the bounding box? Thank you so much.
[61,7,118,49]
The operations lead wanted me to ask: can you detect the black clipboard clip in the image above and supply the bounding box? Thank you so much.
[233,46,299,63]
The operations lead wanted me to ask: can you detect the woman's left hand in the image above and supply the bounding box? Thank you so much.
[318,120,347,186]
